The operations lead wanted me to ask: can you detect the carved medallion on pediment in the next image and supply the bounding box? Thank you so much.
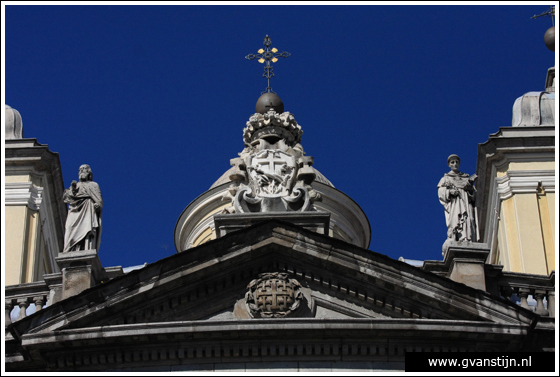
[245,272,303,318]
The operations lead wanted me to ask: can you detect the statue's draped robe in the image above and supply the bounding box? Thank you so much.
[437,171,476,242]
[63,181,103,252]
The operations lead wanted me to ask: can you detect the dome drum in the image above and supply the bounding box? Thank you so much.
[175,181,371,252]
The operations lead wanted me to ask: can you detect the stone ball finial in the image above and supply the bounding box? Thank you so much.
[5,104,23,139]
[256,92,284,114]
[544,26,555,51]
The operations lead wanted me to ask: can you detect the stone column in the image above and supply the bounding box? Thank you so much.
[546,290,555,317]
[33,296,45,311]
[534,290,549,316]
[517,288,530,310]
[17,298,29,321]
[5,300,14,327]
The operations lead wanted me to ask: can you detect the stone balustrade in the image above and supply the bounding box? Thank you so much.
[487,269,555,317]
[5,281,50,328]
[5,266,125,331]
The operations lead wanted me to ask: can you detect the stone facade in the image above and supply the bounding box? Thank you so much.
[5,222,554,371]
[4,38,556,372]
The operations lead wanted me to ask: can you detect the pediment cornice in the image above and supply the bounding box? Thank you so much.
[8,221,538,340]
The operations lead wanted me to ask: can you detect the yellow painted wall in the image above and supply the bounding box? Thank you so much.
[497,191,554,275]
[5,204,45,284]
[546,192,555,247]
[494,159,555,275]
[537,191,555,275]
[495,220,505,266]
[23,209,41,283]
[500,197,522,272]
[497,161,555,177]
[514,194,548,274]
[5,205,28,285]
[5,154,63,285]
[5,174,30,183]
[508,161,556,171]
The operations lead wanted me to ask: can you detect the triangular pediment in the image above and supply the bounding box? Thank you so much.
[10,221,537,338]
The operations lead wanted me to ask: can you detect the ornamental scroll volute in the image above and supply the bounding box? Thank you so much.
[245,272,303,318]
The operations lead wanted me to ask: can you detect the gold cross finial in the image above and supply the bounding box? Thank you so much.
[245,35,291,94]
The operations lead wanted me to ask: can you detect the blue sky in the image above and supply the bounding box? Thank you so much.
[3,4,556,269]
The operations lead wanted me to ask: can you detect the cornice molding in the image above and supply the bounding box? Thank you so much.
[5,182,44,210]
[496,170,555,200]
[10,318,536,372]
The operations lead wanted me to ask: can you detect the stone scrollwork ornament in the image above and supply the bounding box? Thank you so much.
[245,272,303,318]
[227,108,321,213]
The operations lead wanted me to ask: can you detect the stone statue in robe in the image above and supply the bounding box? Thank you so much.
[62,164,103,252]
[437,155,478,254]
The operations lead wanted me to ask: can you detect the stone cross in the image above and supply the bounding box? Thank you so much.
[256,279,291,311]
[253,150,284,176]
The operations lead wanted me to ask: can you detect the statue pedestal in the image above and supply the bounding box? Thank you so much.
[56,250,106,300]
[423,242,490,291]
[446,243,489,291]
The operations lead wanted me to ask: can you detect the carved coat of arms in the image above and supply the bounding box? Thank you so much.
[245,272,303,318]
[233,148,313,213]
[247,150,296,197]
[220,109,322,214]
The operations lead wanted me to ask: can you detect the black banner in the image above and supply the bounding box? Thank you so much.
[405,352,556,372]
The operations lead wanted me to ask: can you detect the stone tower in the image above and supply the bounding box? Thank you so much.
[475,26,556,275]
[4,105,66,285]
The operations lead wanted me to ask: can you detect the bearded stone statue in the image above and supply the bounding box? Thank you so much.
[62,164,103,252]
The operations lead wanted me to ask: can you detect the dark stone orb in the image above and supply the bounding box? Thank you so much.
[544,26,555,52]
[256,92,284,114]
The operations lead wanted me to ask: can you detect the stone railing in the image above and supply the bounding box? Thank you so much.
[5,281,51,328]
[5,266,125,331]
[486,269,555,317]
